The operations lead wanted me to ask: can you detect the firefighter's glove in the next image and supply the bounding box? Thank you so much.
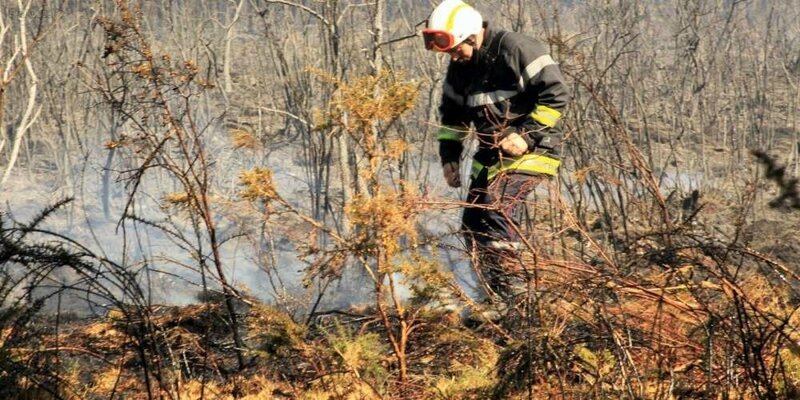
[498,131,528,157]
[442,161,461,188]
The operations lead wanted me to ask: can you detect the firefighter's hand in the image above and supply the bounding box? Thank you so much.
[442,161,461,188]
[498,132,528,157]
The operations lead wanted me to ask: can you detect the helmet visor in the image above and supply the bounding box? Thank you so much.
[422,29,455,52]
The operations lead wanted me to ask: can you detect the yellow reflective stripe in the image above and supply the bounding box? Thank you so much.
[437,126,467,141]
[472,153,561,179]
[471,161,484,177]
[446,4,470,31]
[530,105,562,128]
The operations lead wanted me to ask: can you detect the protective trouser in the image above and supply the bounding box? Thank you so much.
[462,168,546,300]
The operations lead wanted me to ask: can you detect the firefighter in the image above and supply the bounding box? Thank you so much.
[423,0,570,319]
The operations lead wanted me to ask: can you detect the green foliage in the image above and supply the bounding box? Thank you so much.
[327,324,389,385]
[399,256,455,305]
[246,303,307,359]
[430,365,495,400]
[573,345,616,386]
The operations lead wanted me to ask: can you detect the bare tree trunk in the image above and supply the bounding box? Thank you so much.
[0,89,6,155]
[336,129,352,235]
[371,0,384,74]
[0,0,40,191]
[223,0,245,93]
[101,109,117,220]
[360,0,386,196]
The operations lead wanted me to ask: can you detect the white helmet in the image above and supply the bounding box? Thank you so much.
[423,0,483,52]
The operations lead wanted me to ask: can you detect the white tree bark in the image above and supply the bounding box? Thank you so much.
[371,0,384,74]
[0,0,40,191]
[222,0,245,93]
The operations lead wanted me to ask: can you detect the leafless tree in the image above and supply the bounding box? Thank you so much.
[0,0,43,190]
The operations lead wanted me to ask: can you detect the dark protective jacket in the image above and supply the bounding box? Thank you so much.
[437,25,571,179]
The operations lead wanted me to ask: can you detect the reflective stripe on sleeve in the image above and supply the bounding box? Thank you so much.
[529,105,562,128]
[437,125,467,141]
[471,153,561,179]
[521,54,556,84]
[467,89,519,107]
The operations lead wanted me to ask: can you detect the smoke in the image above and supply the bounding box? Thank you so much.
[1,123,467,315]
